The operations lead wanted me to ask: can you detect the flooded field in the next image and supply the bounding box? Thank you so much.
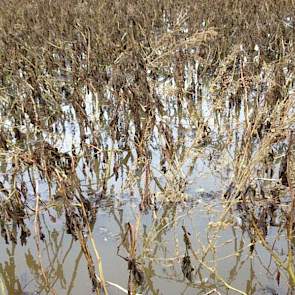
[0,1,295,294]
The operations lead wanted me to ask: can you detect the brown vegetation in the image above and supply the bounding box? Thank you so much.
[0,0,295,293]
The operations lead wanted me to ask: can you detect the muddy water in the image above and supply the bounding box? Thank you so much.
[0,186,291,294]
